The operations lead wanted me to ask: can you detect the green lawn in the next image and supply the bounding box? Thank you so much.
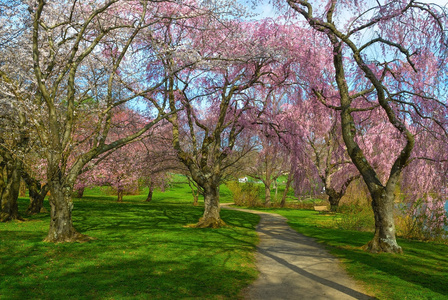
[3,180,448,300]
[254,208,448,300]
[0,185,259,300]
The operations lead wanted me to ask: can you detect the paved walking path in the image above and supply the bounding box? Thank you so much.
[221,204,374,300]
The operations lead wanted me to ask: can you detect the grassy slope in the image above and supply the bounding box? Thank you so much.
[0,183,259,300]
[258,208,448,300]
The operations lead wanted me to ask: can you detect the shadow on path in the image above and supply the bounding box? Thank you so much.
[221,204,375,300]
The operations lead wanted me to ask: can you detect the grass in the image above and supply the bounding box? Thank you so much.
[4,179,447,299]
[252,207,448,300]
[0,185,259,300]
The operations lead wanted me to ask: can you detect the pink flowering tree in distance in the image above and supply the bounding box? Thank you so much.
[86,110,148,202]
[247,132,291,207]
[153,16,298,227]
[245,86,296,207]
[401,123,448,239]
[139,121,181,203]
[283,101,360,212]
[279,0,448,252]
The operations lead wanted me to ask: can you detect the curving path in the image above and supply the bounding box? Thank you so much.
[221,204,375,300]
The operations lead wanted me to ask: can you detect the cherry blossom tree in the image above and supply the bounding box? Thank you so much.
[161,17,299,227]
[0,0,31,220]
[282,100,360,211]
[0,0,189,242]
[248,135,289,207]
[279,0,448,253]
[139,121,180,203]
[247,93,295,207]
[0,123,21,221]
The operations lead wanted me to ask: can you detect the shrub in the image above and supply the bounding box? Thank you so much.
[395,196,448,242]
[226,181,261,207]
[334,203,375,231]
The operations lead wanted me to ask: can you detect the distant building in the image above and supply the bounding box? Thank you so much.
[238,177,248,183]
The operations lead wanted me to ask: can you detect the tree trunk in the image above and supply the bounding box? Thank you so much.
[117,189,124,202]
[187,176,200,206]
[280,171,293,208]
[326,187,342,212]
[0,162,5,208]
[19,179,26,197]
[146,187,153,202]
[76,187,85,198]
[328,195,341,212]
[0,159,22,222]
[191,182,225,228]
[26,181,49,215]
[274,180,278,202]
[44,179,89,243]
[363,188,402,253]
[192,194,199,206]
[332,40,406,253]
[264,184,271,207]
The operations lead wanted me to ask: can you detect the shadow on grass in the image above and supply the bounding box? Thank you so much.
[1,198,259,300]
[3,256,254,299]
[285,217,448,297]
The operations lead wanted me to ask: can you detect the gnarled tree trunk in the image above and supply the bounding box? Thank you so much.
[26,181,49,215]
[325,186,342,212]
[0,159,22,222]
[363,186,401,253]
[44,177,89,243]
[328,194,342,212]
[22,170,49,215]
[19,179,26,197]
[192,182,225,228]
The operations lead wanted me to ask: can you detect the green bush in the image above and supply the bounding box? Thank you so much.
[334,203,375,231]
[226,181,261,207]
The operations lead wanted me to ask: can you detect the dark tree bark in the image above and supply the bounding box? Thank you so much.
[146,183,153,202]
[324,175,359,212]
[21,169,48,215]
[0,158,22,222]
[326,188,342,212]
[75,187,85,198]
[24,175,49,215]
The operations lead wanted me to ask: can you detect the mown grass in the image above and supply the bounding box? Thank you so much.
[0,185,259,300]
[253,207,448,300]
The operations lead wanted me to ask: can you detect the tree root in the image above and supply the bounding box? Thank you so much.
[362,238,403,254]
[186,217,226,228]
[43,232,95,243]
[0,212,24,222]
[25,206,48,216]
